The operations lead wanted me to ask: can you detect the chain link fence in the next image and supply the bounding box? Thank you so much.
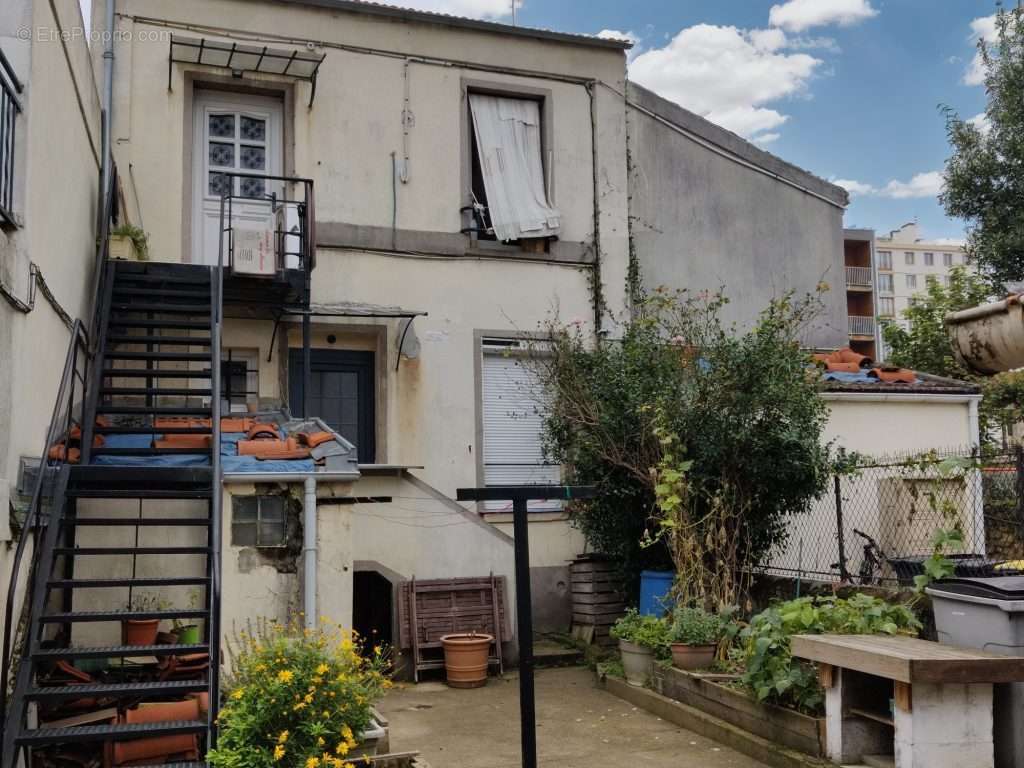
[762,447,1024,587]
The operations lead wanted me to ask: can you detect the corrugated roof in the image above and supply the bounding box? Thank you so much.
[271,0,633,50]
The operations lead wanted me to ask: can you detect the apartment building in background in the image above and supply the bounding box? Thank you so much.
[874,221,969,358]
[843,228,879,359]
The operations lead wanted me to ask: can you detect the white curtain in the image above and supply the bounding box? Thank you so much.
[469,93,561,243]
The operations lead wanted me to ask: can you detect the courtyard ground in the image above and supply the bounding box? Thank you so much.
[378,666,771,768]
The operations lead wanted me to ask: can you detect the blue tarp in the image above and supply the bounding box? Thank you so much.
[94,430,314,473]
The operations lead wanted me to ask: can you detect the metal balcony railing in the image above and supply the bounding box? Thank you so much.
[849,315,876,337]
[845,266,873,288]
[0,48,24,228]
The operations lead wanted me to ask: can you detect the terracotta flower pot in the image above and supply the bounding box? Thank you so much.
[619,639,654,686]
[440,633,493,689]
[670,642,717,671]
[123,619,161,647]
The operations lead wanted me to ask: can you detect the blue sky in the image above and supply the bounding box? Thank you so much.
[80,0,996,240]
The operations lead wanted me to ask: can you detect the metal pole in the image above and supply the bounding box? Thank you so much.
[835,474,849,582]
[512,496,536,768]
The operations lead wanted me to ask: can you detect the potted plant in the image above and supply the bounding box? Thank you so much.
[440,632,494,689]
[668,606,725,670]
[123,592,166,647]
[109,223,150,261]
[610,608,669,686]
[172,588,203,645]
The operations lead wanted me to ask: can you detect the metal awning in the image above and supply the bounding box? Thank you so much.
[169,35,326,106]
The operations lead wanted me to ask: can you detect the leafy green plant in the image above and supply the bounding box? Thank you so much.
[127,591,167,612]
[209,617,391,768]
[610,609,671,655]
[111,223,150,261]
[668,606,726,646]
[913,527,966,593]
[740,594,921,714]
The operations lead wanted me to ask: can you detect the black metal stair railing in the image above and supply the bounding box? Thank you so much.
[0,319,89,750]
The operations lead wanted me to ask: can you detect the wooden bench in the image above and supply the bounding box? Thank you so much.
[793,634,1024,768]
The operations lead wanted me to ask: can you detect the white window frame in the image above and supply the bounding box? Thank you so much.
[877,251,892,270]
[878,274,894,294]
[878,297,895,317]
[944,253,954,267]
[904,252,915,266]
[906,274,917,289]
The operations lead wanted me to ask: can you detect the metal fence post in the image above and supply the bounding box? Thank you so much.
[835,473,849,582]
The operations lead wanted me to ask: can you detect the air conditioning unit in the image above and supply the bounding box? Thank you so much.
[232,224,276,277]
[275,204,302,271]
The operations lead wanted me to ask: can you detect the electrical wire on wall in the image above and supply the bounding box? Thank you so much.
[0,263,74,330]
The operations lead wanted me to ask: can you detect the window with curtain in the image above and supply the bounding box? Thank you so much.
[469,93,560,244]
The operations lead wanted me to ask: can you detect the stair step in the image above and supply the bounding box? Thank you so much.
[113,287,211,300]
[39,610,208,625]
[68,466,213,494]
[52,546,211,556]
[107,318,211,330]
[101,369,212,379]
[48,576,210,589]
[17,720,207,746]
[104,351,212,362]
[95,405,212,416]
[110,302,210,314]
[67,488,212,499]
[106,335,212,347]
[94,428,211,437]
[113,270,211,286]
[91,448,213,457]
[61,517,212,527]
[100,387,213,397]
[34,643,208,660]
[27,680,208,702]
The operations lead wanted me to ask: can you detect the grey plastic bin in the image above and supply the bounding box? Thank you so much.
[927,577,1024,768]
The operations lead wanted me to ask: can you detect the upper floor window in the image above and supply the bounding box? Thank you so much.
[906,274,917,289]
[904,252,915,266]
[878,273,894,294]
[222,348,259,413]
[877,251,892,270]
[0,49,24,228]
[944,253,954,267]
[878,297,895,317]
[924,252,934,266]
[468,93,560,245]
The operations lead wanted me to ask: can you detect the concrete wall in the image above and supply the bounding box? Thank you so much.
[0,0,101,643]
[626,83,848,349]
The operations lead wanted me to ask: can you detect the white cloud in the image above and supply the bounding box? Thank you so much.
[596,29,642,62]
[832,178,876,197]
[968,112,992,134]
[79,0,91,29]
[629,23,821,141]
[964,14,997,86]
[752,132,781,146]
[768,0,878,32]
[831,171,945,199]
[376,0,519,19]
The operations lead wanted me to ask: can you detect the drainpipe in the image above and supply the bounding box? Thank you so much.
[303,476,317,631]
[100,0,116,221]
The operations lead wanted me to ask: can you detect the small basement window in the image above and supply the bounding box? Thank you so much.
[232,495,287,547]
[222,348,259,412]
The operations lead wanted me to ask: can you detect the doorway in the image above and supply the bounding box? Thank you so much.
[352,571,393,652]
[191,90,283,265]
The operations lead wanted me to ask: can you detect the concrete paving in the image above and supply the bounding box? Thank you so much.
[378,666,771,768]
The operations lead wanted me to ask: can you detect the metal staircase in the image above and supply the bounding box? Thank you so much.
[2,260,224,767]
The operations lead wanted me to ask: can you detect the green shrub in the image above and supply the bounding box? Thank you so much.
[111,223,150,261]
[740,594,920,714]
[610,609,671,655]
[668,606,726,646]
[208,618,390,768]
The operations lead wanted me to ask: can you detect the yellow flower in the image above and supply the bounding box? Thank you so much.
[293,701,307,711]
[317,736,325,746]
[231,688,244,700]
[273,744,286,761]
[277,669,294,684]
[278,730,290,745]
[336,741,350,756]
[305,758,320,768]
[316,663,330,675]
[341,725,354,742]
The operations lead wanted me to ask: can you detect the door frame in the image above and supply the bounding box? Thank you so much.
[181,76,295,264]
[288,349,377,463]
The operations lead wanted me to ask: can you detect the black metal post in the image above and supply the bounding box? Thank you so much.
[835,474,849,582]
[511,495,537,768]
[455,485,596,768]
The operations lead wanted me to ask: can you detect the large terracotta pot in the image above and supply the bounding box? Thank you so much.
[113,699,199,765]
[123,619,160,647]
[619,639,654,686]
[670,642,717,671]
[440,633,493,689]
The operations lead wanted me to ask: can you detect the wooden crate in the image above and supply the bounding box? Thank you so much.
[570,555,625,647]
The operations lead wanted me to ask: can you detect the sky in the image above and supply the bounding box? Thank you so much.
[80,0,1000,241]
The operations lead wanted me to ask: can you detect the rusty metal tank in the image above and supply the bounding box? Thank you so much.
[946,295,1024,375]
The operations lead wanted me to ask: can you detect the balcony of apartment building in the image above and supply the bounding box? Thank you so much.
[844,234,876,359]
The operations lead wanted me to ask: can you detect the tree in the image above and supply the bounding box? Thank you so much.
[880,266,991,380]
[529,289,833,606]
[941,7,1024,287]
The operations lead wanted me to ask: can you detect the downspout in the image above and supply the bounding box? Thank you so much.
[100,0,116,227]
[303,476,317,631]
[585,81,603,336]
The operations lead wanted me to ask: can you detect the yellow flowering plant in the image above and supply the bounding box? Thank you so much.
[208,617,391,768]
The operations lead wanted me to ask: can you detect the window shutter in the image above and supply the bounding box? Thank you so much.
[481,347,561,512]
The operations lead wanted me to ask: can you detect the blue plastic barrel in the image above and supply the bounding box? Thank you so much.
[639,570,674,616]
